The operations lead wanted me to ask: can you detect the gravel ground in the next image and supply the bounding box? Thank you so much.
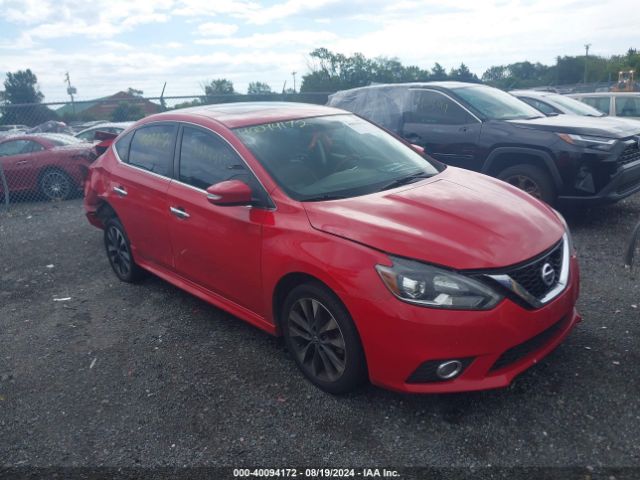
[0,197,639,473]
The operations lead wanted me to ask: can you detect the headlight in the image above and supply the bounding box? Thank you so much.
[557,133,616,151]
[376,256,503,310]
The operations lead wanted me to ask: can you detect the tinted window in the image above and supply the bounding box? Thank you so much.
[115,130,134,162]
[406,91,474,125]
[615,97,640,117]
[128,124,177,176]
[582,97,610,114]
[234,114,440,201]
[179,127,248,189]
[0,140,43,156]
[520,97,558,115]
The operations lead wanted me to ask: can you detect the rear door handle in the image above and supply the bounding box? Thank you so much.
[113,186,127,196]
[170,206,190,219]
[16,160,28,165]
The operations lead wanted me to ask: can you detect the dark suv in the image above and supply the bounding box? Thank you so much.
[328,82,640,205]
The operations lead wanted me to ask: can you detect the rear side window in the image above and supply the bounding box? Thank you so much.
[582,97,610,114]
[179,127,247,189]
[406,91,474,125]
[128,125,177,177]
[115,130,134,162]
[615,97,640,117]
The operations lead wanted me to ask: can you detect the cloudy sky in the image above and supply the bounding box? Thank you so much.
[0,0,638,102]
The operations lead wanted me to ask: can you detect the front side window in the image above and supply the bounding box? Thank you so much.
[128,124,177,177]
[582,97,610,114]
[406,91,474,125]
[179,127,248,189]
[234,114,440,201]
[615,97,640,117]
[452,85,543,120]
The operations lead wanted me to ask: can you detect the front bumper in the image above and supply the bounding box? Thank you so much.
[559,159,640,205]
[350,256,580,393]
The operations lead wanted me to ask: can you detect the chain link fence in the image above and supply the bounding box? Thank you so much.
[0,92,330,212]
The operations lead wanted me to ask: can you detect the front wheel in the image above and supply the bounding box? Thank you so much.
[39,168,74,201]
[498,164,556,205]
[282,282,367,394]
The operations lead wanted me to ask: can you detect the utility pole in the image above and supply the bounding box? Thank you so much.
[65,72,77,114]
[291,71,297,93]
[584,44,591,84]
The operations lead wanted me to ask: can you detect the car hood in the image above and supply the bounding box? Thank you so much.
[303,167,564,270]
[505,115,640,139]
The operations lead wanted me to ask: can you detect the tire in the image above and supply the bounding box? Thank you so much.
[38,168,75,201]
[103,217,145,283]
[281,282,367,394]
[498,164,556,205]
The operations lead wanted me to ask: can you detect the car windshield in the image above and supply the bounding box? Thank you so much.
[234,114,440,201]
[549,94,605,116]
[453,85,544,120]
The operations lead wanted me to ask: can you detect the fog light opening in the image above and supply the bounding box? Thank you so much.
[436,360,463,380]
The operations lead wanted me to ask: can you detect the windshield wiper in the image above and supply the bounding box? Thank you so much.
[302,193,349,202]
[379,171,432,191]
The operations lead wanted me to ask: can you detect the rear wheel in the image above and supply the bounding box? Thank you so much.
[39,168,74,201]
[282,282,367,394]
[498,164,556,205]
[104,217,145,283]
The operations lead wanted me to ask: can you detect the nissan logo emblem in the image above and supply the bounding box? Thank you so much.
[541,263,556,287]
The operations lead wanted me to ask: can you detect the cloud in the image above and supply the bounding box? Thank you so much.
[196,22,239,37]
[194,30,338,49]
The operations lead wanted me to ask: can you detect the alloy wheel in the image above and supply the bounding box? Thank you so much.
[287,297,347,383]
[106,225,132,278]
[41,170,71,201]
[504,174,542,199]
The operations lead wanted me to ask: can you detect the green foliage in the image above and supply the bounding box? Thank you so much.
[0,69,58,126]
[247,81,272,94]
[110,102,144,122]
[202,79,235,103]
[127,87,144,97]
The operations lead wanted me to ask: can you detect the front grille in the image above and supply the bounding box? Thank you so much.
[618,142,640,166]
[507,241,563,299]
[490,315,570,372]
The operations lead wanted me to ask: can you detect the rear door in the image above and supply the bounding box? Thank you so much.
[165,125,267,315]
[107,123,177,269]
[402,89,482,169]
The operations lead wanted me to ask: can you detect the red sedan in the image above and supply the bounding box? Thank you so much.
[0,134,95,201]
[84,103,580,394]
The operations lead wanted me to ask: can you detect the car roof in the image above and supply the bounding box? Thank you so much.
[148,102,347,128]
[510,90,555,98]
[334,81,481,95]
[569,92,640,97]
[0,133,82,144]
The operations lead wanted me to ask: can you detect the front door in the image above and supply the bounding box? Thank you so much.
[166,125,266,315]
[402,89,482,170]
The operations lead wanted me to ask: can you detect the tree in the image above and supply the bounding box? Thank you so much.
[430,63,448,81]
[247,82,273,94]
[202,79,235,104]
[450,63,479,83]
[1,69,57,126]
[110,102,144,122]
[127,87,144,97]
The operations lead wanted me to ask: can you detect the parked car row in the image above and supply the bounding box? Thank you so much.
[328,82,640,206]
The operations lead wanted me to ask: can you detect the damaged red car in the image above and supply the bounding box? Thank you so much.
[84,103,580,394]
[0,134,94,200]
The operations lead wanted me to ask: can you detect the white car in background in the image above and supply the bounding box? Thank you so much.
[568,92,640,119]
[511,90,607,117]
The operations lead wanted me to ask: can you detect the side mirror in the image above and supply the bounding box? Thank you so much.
[206,180,252,206]
[411,143,425,154]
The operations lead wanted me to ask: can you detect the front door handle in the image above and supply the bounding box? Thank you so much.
[113,186,127,196]
[16,160,28,165]
[170,206,190,219]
